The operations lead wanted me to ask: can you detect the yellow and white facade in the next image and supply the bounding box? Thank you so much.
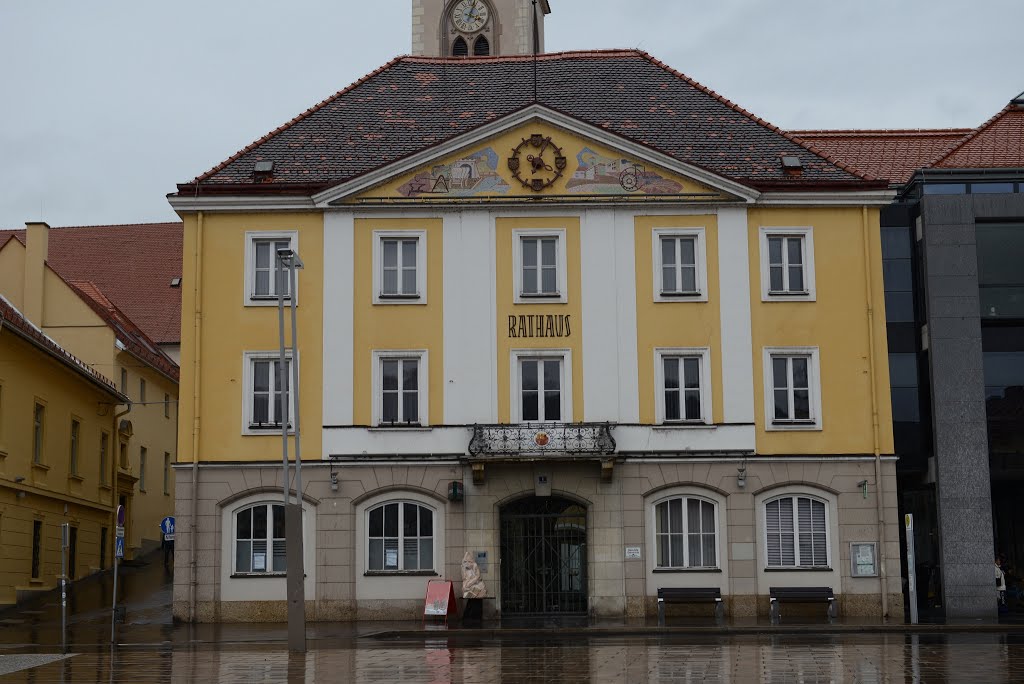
[170,99,901,622]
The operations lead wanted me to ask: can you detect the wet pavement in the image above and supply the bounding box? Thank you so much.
[6,560,1024,681]
[4,633,1024,682]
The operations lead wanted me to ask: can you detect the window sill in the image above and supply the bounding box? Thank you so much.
[369,425,432,432]
[653,423,715,431]
[31,462,50,472]
[768,421,820,432]
[68,474,85,482]
[99,483,112,491]
[230,572,305,579]
[29,578,44,585]
[653,567,722,573]
[764,566,833,572]
[377,293,422,301]
[246,297,297,308]
[364,570,439,577]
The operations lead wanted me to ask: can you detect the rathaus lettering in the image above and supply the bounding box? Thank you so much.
[508,315,572,339]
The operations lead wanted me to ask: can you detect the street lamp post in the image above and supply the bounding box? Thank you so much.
[277,248,305,653]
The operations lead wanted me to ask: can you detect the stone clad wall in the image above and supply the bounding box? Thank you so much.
[173,457,902,622]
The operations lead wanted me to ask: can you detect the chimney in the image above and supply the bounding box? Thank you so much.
[24,221,49,324]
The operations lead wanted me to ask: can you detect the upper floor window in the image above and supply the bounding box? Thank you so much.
[99,432,109,485]
[373,230,427,304]
[765,494,829,568]
[164,393,171,419]
[514,229,567,303]
[655,349,711,424]
[763,347,822,430]
[372,350,429,426]
[69,419,81,476]
[120,368,128,395]
[653,229,707,301]
[367,501,434,571]
[244,231,297,306]
[759,227,815,301]
[32,402,45,464]
[234,503,287,574]
[512,350,571,423]
[139,378,146,403]
[243,351,293,433]
[654,496,718,569]
[473,35,490,56]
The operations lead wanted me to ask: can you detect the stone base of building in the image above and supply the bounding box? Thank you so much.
[171,456,903,623]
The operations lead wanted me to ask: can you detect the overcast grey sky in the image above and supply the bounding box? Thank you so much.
[1,0,1020,227]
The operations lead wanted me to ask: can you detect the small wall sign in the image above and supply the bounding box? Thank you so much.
[850,542,878,577]
[625,546,642,560]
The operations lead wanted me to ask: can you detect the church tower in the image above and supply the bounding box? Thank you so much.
[412,0,551,57]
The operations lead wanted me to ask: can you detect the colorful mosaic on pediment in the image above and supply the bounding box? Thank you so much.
[397,147,511,198]
[566,147,684,195]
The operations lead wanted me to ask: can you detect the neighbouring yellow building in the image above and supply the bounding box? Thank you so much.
[169,45,900,622]
[0,224,179,605]
[0,292,128,606]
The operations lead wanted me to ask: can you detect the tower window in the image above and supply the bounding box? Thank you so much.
[473,35,490,56]
[452,36,468,57]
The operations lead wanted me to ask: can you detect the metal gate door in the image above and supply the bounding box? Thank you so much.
[500,497,587,615]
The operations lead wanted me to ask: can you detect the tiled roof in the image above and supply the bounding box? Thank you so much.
[790,129,971,184]
[0,223,183,345]
[931,103,1024,169]
[179,50,877,194]
[68,280,180,383]
[0,294,126,399]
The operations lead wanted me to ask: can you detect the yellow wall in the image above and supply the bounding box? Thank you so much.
[634,215,724,424]
[177,212,324,462]
[747,207,894,455]
[495,216,584,422]
[0,242,25,309]
[0,331,120,605]
[115,352,177,551]
[352,218,444,425]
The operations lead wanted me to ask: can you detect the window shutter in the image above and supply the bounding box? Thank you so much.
[766,499,781,566]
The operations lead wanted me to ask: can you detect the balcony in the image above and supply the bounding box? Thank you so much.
[468,422,616,459]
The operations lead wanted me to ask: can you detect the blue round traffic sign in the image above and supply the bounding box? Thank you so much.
[160,516,175,535]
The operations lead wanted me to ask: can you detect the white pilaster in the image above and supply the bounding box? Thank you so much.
[716,206,755,424]
[323,211,354,430]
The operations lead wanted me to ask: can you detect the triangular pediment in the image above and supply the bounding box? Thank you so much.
[314,106,757,206]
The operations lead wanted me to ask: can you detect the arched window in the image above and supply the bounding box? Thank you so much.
[452,36,468,57]
[654,496,717,568]
[234,502,286,574]
[473,35,490,56]
[765,494,828,568]
[367,501,435,571]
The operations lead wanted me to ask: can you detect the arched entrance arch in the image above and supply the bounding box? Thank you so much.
[499,496,587,615]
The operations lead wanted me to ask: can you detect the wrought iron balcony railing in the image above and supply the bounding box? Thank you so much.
[468,422,616,457]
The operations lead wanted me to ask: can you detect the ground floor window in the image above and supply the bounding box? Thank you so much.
[654,496,717,568]
[367,501,434,571]
[765,494,829,568]
[234,503,286,574]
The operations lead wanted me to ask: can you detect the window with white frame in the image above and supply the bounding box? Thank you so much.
[765,495,829,568]
[764,347,821,430]
[367,501,434,571]
[759,227,815,300]
[654,496,718,568]
[656,349,711,424]
[243,352,293,431]
[372,230,427,304]
[381,357,419,425]
[513,229,567,303]
[518,355,565,422]
[653,229,707,301]
[234,502,287,574]
[245,231,297,305]
[372,351,428,426]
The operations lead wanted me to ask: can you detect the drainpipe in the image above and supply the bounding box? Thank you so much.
[189,212,204,623]
[862,206,888,618]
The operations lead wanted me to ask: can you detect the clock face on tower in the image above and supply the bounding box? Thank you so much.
[452,0,489,33]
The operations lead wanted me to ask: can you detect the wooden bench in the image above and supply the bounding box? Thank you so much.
[657,587,724,625]
[769,586,836,623]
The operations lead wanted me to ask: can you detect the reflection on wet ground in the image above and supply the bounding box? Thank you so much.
[4,633,1024,683]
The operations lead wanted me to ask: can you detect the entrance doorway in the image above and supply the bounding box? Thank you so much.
[499,496,587,615]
